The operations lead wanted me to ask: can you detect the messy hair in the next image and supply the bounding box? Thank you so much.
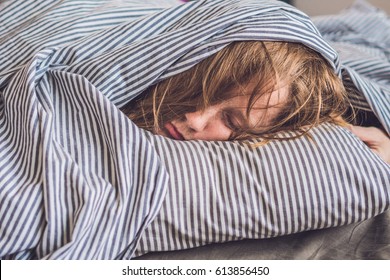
[122,41,349,141]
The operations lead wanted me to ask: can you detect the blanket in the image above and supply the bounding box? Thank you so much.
[1,0,389,259]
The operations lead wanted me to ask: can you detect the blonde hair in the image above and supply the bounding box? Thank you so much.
[123,41,349,140]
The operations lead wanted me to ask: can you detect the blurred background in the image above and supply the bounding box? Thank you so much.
[286,0,390,16]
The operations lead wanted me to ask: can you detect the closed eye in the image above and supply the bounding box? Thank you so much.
[222,110,243,131]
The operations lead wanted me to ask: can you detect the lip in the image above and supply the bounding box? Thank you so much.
[164,122,185,140]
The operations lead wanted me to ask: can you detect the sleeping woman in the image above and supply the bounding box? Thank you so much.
[122,41,390,164]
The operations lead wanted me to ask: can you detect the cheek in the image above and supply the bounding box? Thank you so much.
[202,124,232,141]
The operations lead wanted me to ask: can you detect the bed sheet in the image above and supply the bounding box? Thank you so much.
[0,0,389,260]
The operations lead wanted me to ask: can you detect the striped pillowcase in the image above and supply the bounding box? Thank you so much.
[133,124,390,256]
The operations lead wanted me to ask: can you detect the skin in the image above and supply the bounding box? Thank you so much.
[348,125,390,165]
[156,83,289,141]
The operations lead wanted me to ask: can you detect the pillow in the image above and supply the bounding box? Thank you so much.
[133,123,390,256]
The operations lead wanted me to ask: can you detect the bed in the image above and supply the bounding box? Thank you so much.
[0,0,389,260]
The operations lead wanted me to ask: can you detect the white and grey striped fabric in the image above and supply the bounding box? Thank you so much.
[0,0,389,259]
[312,0,390,130]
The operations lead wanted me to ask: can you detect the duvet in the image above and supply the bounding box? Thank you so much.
[0,0,389,259]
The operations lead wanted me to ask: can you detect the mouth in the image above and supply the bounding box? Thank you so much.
[163,122,185,140]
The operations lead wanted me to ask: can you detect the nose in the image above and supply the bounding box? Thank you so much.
[184,107,218,133]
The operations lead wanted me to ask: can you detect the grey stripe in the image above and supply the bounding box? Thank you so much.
[1,0,389,259]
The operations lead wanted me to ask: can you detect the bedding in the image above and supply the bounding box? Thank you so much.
[136,210,390,260]
[0,0,389,260]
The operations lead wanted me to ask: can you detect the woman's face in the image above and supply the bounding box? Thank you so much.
[155,84,288,141]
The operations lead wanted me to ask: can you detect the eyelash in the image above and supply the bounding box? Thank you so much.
[223,111,238,130]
